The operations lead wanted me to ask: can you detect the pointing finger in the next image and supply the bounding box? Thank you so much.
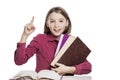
[30,16,34,24]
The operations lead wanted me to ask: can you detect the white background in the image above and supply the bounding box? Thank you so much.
[0,0,120,80]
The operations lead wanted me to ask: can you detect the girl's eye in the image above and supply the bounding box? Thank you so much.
[50,20,54,23]
[59,20,63,22]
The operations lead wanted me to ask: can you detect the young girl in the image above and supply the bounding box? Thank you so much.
[14,6,91,75]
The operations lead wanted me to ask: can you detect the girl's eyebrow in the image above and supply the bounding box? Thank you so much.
[49,19,54,20]
[48,19,55,22]
[59,18,65,20]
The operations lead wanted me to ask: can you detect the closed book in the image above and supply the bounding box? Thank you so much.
[51,36,91,67]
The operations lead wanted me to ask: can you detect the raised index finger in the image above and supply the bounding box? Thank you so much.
[30,16,34,24]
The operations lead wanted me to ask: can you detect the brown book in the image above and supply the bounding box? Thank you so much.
[51,36,91,67]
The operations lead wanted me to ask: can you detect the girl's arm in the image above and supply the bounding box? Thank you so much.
[51,59,92,75]
[14,36,39,65]
[14,16,36,65]
[74,59,92,75]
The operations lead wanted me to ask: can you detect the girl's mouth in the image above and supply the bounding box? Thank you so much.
[54,29,61,33]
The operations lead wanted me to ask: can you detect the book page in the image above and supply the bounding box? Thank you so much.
[10,70,38,80]
[37,70,61,80]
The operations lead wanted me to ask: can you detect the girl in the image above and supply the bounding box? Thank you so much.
[14,6,91,75]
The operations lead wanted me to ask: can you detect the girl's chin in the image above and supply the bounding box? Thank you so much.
[52,33,62,37]
[53,34,61,37]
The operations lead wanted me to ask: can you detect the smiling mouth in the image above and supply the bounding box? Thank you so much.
[54,29,61,32]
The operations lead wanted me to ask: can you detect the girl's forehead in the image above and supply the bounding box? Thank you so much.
[48,12,66,20]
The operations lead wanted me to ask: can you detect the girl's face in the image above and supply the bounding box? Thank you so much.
[47,12,68,37]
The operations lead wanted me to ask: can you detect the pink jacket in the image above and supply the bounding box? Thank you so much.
[14,34,92,75]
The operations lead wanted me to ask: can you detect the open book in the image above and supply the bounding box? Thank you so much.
[51,35,91,67]
[9,70,61,80]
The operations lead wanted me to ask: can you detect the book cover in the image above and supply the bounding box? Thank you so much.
[51,36,91,67]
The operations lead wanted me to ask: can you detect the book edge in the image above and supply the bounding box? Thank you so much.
[50,36,77,67]
[37,70,61,80]
[10,70,38,80]
[54,34,64,57]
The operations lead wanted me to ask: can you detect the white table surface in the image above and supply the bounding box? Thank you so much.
[62,75,91,80]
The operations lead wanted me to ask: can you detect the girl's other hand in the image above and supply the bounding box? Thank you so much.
[51,63,76,76]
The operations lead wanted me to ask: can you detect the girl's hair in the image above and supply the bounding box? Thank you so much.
[44,6,72,34]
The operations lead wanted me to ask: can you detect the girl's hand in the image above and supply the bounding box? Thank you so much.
[20,16,35,43]
[23,16,35,36]
[51,63,76,76]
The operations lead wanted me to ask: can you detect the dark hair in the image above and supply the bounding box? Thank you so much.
[44,6,72,34]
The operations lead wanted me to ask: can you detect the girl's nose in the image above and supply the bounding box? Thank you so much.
[55,22,59,28]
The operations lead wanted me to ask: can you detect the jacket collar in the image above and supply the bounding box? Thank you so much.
[47,34,58,42]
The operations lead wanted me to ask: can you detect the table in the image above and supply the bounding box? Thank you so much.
[62,75,91,80]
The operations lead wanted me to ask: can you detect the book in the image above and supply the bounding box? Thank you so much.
[9,70,61,80]
[54,34,64,57]
[51,36,91,67]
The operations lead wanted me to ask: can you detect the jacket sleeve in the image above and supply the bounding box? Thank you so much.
[14,37,39,65]
[74,59,92,75]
